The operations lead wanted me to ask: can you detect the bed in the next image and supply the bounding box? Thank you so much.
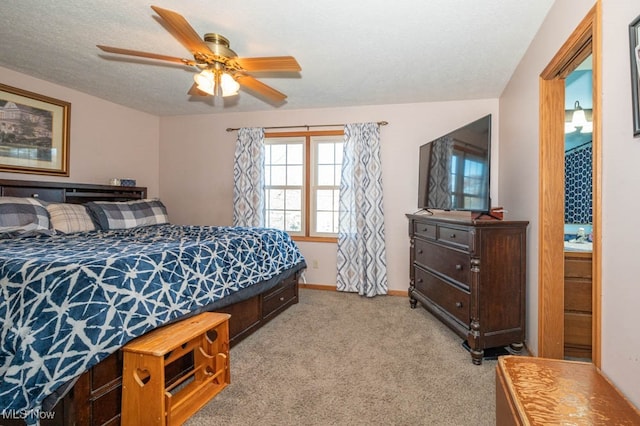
[0,178,306,425]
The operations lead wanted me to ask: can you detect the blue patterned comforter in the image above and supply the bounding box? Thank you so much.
[0,224,305,415]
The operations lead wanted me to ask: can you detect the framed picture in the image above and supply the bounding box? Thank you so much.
[630,14,640,137]
[0,83,70,175]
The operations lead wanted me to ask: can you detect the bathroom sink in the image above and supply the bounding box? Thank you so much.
[564,241,592,251]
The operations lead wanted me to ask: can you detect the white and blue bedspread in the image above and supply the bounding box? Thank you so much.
[0,224,305,415]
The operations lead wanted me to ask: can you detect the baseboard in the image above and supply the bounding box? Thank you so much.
[299,283,407,297]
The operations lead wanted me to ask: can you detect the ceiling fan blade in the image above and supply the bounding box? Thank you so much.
[236,74,287,103]
[97,45,197,66]
[233,56,301,72]
[150,5,212,56]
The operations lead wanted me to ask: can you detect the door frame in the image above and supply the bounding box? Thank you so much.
[538,3,601,367]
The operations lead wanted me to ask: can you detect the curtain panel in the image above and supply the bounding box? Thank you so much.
[337,122,388,297]
[232,127,265,227]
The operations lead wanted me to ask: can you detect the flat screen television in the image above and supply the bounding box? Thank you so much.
[417,114,492,213]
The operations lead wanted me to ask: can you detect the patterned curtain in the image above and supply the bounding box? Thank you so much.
[428,136,454,209]
[233,127,265,227]
[336,122,388,297]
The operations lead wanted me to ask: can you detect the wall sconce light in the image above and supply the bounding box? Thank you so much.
[565,100,593,134]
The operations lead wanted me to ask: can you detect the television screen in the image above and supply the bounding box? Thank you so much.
[418,114,491,212]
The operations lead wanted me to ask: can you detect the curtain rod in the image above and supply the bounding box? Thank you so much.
[225,121,388,132]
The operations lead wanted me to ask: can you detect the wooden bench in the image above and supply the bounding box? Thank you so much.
[121,312,231,425]
[496,355,640,425]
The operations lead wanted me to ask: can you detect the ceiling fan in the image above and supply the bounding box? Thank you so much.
[97,5,301,104]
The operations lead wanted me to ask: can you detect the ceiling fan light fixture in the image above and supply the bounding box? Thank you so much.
[194,70,215,95]
[220,72,240,97]
[194,69,239,97]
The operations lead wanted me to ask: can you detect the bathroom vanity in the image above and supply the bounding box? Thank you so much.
[564,250,592,359]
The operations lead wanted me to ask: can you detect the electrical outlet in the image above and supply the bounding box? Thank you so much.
[312,259,319,269]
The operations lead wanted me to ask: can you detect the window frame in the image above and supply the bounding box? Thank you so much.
[265,129,344,243]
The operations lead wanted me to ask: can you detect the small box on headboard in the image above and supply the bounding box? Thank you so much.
[120,179,136,187]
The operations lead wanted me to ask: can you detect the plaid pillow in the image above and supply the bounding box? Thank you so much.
[0,196,51,237]
[47,203,96,234]
[87,199,169,230]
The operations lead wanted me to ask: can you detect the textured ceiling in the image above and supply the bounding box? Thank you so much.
[0,0,555,116]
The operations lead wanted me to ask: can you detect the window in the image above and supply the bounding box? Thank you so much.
[264,130,343,241]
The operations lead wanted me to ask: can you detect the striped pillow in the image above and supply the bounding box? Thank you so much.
[47,203,96,234]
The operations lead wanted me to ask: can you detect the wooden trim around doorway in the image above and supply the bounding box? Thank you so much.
[538,4,601,367]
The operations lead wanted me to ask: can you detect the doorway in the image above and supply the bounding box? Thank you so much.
[538,4,601,367]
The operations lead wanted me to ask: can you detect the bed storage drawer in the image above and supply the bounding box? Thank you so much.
[263,276,298,319]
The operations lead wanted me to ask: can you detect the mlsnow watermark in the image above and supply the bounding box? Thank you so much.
[1,409,56,420]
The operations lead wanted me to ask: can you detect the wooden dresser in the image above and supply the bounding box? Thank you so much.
[407,214,528,364]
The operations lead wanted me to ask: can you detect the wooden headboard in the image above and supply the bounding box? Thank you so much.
[0,178,147,203]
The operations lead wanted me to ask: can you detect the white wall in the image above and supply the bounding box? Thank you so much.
[600,0,640,407]
[159,100,499,290]
[500,0,640,407]
[0,66,160,196]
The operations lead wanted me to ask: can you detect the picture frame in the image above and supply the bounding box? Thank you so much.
[630,14,640,137]
[0,83,70,175]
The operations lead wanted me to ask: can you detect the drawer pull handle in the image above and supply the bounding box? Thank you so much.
[455,264,463,271]
[417,278,423,283]
[31,193,39,198]
[422,227,429,232]
[455,302,463,308]
[417,249,423,254]
[450,233,456,238]
[279,296,285,302]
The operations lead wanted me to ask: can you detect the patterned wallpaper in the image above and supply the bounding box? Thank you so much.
[565,143,592,224]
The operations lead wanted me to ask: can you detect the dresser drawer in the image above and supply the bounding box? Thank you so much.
[437,225,470,249]
[415,266,470,326]
[1,186,65,202]
[414,239,470,288]
[413,221,436,240]
[263,278,297,319]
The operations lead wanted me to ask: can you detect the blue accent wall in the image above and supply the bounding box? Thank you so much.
[565,143,592,224]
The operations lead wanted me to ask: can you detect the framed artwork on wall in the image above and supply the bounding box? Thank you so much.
[0,83,70,175]
[630,14,640,137]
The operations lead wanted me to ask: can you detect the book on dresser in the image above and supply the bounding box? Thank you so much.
[406,213,529,364]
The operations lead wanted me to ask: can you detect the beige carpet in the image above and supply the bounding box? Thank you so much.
[186,288,497,425]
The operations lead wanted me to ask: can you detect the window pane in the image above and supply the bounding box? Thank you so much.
[288,144,303,164]
[268,211,284,229]
[264,145,271,164]
[317,143,335,164]
[316,189,334,211]
[286,189,301,210]
[271,165,286,186]
[285,211,302,232]
[268,189,285,210]
[270,144,287,164]
[317,165,335,186]
[315,211,334,233]
[335,142,344,164]
[334,190,340,208]
[263,165,270,186]
[287,165,303,186]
